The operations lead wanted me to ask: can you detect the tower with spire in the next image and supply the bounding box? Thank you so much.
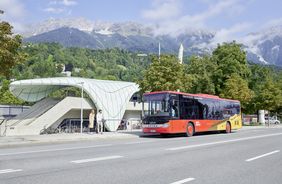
[178,43,184,64]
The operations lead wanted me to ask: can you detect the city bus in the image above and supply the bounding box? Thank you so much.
[142,91,242,136]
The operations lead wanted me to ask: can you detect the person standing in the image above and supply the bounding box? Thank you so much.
[96,109,104,134]
[88,109,95,134]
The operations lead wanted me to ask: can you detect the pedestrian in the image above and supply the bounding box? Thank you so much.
[96,109,104,134]
[88,109,95,134]
[94,113,98,133]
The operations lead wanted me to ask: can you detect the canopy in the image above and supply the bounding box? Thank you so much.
[9,77,139,131]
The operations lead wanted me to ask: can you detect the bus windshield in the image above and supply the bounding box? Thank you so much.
[144,94,179,118]
[144,93,169,116]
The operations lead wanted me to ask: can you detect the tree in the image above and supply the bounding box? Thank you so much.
[185,55,216,94]
[32,54,57,77]
[220,74,254,110]
[0,79,24,105]
[211,41,251,94]
[248,64,272,91]
[245,64,282,114]
[254,79,282,113]
[0,20,26,78]
[137,55,189,93]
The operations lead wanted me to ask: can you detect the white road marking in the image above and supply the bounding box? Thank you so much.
[0,169,22,174]
[165,138,187,141]
[124,140,157,145]
[123,137,186,145]
[170,178,195,184]
[246,150,280,162]
[0,144,112,156]
[166,132,282,151]
[71,155,123,164]
[238,129,264,133]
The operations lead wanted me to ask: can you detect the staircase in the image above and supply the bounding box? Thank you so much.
[5,97,92,136]
[7,98,60,127]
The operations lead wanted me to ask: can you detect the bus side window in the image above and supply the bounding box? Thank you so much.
[170,100,179,117]
[180,98,193,119]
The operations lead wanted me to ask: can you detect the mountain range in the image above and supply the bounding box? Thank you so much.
[23,18,282,66]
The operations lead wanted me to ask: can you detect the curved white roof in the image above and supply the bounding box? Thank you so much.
[9,77,139,131]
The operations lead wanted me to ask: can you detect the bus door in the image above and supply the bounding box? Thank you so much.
[169,94,179,118]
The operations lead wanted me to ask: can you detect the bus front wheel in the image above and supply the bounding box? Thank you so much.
[186,123,194,137]
[225,122,231,133]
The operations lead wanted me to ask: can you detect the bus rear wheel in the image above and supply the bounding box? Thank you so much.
[225,122,231,133]
[186,123,194,137]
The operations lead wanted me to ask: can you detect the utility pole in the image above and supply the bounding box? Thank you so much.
[79,82,84,133]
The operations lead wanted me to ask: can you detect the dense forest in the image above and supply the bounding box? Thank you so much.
[11,43,151,82]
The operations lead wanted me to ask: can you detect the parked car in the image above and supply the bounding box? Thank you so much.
[265,116,280,124]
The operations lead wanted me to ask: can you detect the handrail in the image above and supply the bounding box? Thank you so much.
[10,100,49,126]
[24,100,60,126]
[10,99,59,127]
[9,101,45,126]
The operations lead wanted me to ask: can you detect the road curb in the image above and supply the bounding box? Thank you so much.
[0,132,142,148]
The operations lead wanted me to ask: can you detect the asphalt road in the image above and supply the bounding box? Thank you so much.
[1,127,282,184]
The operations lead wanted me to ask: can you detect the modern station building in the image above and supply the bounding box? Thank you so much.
[1,77,143,136]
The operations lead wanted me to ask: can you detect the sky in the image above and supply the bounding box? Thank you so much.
[1,0,282,39]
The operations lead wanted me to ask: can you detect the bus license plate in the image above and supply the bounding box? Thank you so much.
[150,130,156,133]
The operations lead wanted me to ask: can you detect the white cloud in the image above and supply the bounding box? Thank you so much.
[49,1,58,5]
[263,17,282,29]
[61,0,77,6]
[142,0,251,36]
[210,22,252,46]
[189,0,239,23]
[0,0,27,33]
[43,7,65,14]
[195,22,253,50]
[0,0,26,18]
[49,0,77,7]
[142,0,181,21]
[239,33,261,47]
[238,17,282,48]
[44,0,77,15]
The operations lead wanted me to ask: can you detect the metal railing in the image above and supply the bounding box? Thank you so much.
[40,118,143,134]
[59,118,89,133]
[40,118,90,134]
[117,119,142,131]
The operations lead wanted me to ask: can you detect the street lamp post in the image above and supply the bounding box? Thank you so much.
[79,82,84,133]
[137,53,148,119]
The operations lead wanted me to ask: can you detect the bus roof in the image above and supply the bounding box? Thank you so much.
[144,91,240,103]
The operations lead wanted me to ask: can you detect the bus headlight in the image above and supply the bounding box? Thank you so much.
[162,123,169,128]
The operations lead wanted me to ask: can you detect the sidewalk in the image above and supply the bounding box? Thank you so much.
[241,124,282,130]
[1,125,281,148]
[0,130,143,148]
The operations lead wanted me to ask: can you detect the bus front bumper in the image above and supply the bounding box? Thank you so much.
[142,123,170,133]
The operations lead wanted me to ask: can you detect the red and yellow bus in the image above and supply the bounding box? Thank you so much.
[142,91,242,136]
